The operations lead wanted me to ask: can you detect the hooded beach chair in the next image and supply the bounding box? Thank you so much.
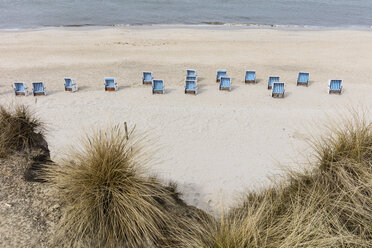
[216,70,227,83]
[152,80,165,94]
[268,76,280,89]
[104,77,118,91]
[13,82,29,96]
[297,72,309,86]
[245,71,256,84]
[32,82,46,96]
[64,78,78,92]
[219,77,231,91]
[142,72,153,85]
[328,80,342,94]
[186,76,197,82]
[272,82,285,98]
[187,69,197,77]
[185,80,198,95]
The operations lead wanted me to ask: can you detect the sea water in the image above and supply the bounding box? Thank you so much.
[0,0,371,29]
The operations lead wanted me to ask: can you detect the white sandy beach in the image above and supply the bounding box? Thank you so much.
[1,27,372,212]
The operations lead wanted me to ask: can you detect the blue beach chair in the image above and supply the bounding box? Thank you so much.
[186,69,197,77]
[328,80,342,94]
[32,82,46,96]
[185,80,198,95]
[245,71,256,84]
[64,78,78,92]
[152,80,165,94]
[268,76,280,89]
[13,82,29,96]
[142,72,153,84]
[216,70,227,82]
[104,77,118,91]
[272,82,285,98]
[186,76,197,82]
[219,77,231,91]
[297,72,310,86]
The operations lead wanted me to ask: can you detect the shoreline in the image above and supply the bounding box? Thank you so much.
[2,23,372,33]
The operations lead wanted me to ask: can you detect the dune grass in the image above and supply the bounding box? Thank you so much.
[0,104,45,158]
[42,125,191,247]
[180,114,372,248]
[36,113,372,247]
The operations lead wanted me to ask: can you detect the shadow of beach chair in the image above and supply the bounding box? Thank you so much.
[142,72,153,85]
[268,76,279,90]
[216,69,227,83]
[185,80,198,95]
[219,77,231,91]
[297,72,309,86]
[152,80,165,94]
[328,79,342,94]
[272,82,285,98]
[64,78,78,92]
[32,82,46,96]
[104,77,118,91]
[14,82,29,96]
[187,69,197,77]
[245,71,256,84]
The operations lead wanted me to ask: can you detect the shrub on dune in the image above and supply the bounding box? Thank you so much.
[43,125,185,247]
[0,104,45,158]
[183,114,372,248]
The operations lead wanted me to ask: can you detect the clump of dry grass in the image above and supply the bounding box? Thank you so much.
[43,125,188,247]
[182,114,372,248]
[0,104,45,158]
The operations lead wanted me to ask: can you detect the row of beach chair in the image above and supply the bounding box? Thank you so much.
[12,70,343,98]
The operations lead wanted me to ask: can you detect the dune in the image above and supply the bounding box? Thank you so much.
[1,27,372,212]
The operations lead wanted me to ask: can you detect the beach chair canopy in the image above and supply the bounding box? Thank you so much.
[143,72,153,82]
[216,70,227,80]
[329,80,342,91]
[220,77,231,88]
[153,80,164,91]
[105,78,116,88]
[186,76,197,81]
[64,78,75,88]
[187,69,197,77]
[268,76,280,87]
[32,82,45,93]
[272,82,285,94]
[245,71,256,81]
[14,82,26,92]
[185,80,197,90]
[297,72,309,83]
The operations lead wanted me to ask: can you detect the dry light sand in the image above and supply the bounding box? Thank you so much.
[1,27,372,212]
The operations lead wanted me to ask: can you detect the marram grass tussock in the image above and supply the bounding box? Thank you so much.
[42,125,185,247]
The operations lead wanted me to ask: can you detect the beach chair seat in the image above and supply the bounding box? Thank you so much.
[32,82,46,96]
[186,69,197,77]
[104,77,118,91]
[268,76,280,89]
[219,77,231,91]
[152,80,165,94]
[272,82,285,98]
[328,80,342,94]
[64,78,78,92]
[186,76,197,83]
[216,69,227,83]
[297,72,309,86]
[142,72,153,85]
[185,80,198,95]
[245,71,256,84]
[13,82,29,96]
